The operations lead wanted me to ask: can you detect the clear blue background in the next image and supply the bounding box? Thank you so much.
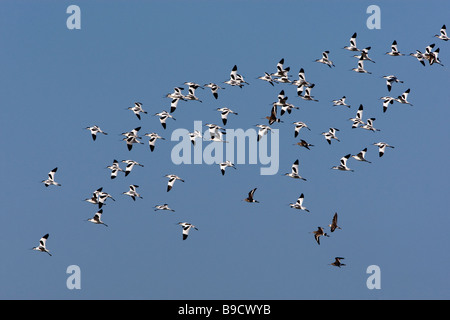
[0,0,449,300]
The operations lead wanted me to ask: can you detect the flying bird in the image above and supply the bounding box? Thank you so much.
[435,25,449,41]
[284,159,307,181]
[293,121,311,138]
[360,118,380,132]
[32,234,52,256]
[331,154,354,172]
[86,209,108,227]
[321,128,340,145]
[383,75,403,92]
[395,89,413,106]
[243,188,259,203]
[349,104,364,128]
[328,212,342,232]
[154,110,175,129]
[373,142,395,157]
[386,40,405,56]
[351,148,371,163]
[86,125,107,141]
[219,160,236,176]
[106,160,123,179]
[289,193,310,212]
[166,174,184,192]
[217,107,238,126]
[294,139,314,150]
[177,222,198,240]
[343,32,359,51]
[332,96,350,108]
[330,257,346,268]
[42,167,61,187]
[122,185,143,201]
[154,204,175,212]
[145,133,165,152]
[204,83,224,99]
[127,102,147,120]
[315,51,335,68]
[312,227,329,245]
[121,160,144,177]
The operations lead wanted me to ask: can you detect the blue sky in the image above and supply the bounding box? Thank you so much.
[0,0,449,300]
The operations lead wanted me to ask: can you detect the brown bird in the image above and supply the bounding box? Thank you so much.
[311,227,329,245]
[264,105,283,125]
[328,212,342,232]
[294,139,314,150]
[330,257,346,268]
[243,188,259,203]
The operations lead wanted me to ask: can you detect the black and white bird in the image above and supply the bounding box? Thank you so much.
[380,96,395,113]
[243,188,259,203]
[349,104,364,128]
[86,125,107,141]
[271,58,291,78]
[205,123,226,140]
[256,124,272,141]
[351,59,372,74]
[169,98,180,113]
[435,25,449,41]
[122,185,142,201]
[86,209,108,227]
[144,132,165,152]
[386,40,405,56]
[166,87,186,100]
[188,130,202,146]
[280,103,299,116]
[343,32,359,51]
[312,227,329,245]
[257,72,275,86]
[353,47,376,63]
[330,257,346,268]
[383,75,403,92]
[204,83,224,99]
[321,128,340,145]
[315,51,335,68]
[352,148,371,163]
[121,160,144,177]
[42,167,61,187]
[154,204,175,212]
[331,154,354,172]
[328,212,342,232]
[360,118,380,132]
[217,107,238,125]
[332,96,350,108]
[373,142,395,157]
[225,65,248,87]
[123,135,144,151]
[219,160,236,176]
[177,222,198,240]
[121,126,142,139]
[293,121,311,138]
[291,68,312,87]
[284,159,307,181]
[289,193,310,212]
[301,84,319,102]
[32,233,52,256]
[409,50,426,67]
[184,85,203,103]
[128,102,147,120]
[166,174,184,192]
[154,110,175,129]
[106,160,123,179]
[395,89,413,106]
[294,139,314,150]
